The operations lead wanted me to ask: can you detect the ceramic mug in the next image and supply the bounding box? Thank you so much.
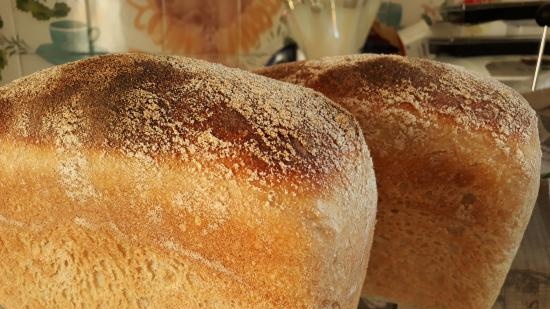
[50,20,99,53]
[284,0,381,59]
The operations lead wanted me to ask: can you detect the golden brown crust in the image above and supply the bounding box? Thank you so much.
[0,53,377,308]
[256,54,537,146]
[0,53,365,190]
[256,54,541,309]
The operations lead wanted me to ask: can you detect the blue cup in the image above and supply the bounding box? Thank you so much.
[50,20,99,53]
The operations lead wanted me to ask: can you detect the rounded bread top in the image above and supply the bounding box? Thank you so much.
[0,53,368,192]
[256,54,538,146]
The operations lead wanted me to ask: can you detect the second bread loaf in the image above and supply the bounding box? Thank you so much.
[256,54,541,309]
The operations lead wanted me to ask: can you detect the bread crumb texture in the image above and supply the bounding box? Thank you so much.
[0,53,377,308]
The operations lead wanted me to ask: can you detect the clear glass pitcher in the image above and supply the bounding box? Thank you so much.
[284,0,381,59]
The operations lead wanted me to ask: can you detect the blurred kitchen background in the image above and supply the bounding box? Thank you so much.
[1,0,549,89]
[1,1,550,309]
[4,0,545,85]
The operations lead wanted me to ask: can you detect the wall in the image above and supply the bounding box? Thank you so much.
[0,0,287,84]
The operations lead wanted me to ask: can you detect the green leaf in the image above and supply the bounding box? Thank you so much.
[52,2,70,18]
[16,0,34,13]
[16,0,71,21]
[0,34,29,56]
[0,49,7,81]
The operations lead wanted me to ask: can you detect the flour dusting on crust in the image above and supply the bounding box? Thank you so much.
[0,52,368,209]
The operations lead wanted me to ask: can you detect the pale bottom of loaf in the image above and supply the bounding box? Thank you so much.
[364,206,512,309]
[362,173,538,309]
[0,224,278,309]
[0,141,374,309]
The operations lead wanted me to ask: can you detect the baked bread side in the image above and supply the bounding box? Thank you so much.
[256,54,541,309]
[0,53,377,309]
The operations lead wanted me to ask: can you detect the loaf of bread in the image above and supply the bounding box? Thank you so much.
[256,54,541,309]
[0,53,377,308]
